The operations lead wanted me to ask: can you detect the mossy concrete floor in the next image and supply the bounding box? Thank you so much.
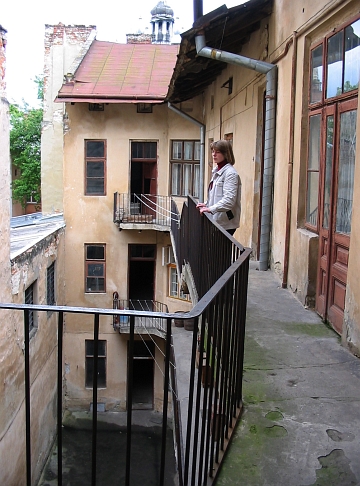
[216,265,360,486]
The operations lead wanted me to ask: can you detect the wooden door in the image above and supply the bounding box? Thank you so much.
[316,99,357,333]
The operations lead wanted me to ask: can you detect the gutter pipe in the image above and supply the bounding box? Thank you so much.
[168,102,206,203]
[195,33,277,271]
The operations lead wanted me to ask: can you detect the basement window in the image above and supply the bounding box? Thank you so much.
[85,339,107,388]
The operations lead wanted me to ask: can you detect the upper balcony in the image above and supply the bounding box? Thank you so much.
[113,192,178,231]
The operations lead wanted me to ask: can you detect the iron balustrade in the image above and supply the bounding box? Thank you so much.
[113,192,178,228]
[1,196,251,486]
[112,298,168,333]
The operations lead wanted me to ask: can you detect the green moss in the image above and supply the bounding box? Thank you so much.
[285,322,338,338]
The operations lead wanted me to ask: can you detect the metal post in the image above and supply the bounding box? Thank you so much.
[126,315,135,486]
[24,310,31,486]
[57,311,64,485]
[159,317,172,485]
[91,313,100,486]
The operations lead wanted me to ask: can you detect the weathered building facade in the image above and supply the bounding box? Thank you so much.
[0,25,66,485]
[168,0,360,354]
[42,23,194,413]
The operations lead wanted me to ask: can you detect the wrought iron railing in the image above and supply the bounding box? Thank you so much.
[112,297,168,333]
[113,192,178,228]
[0,196,251,486]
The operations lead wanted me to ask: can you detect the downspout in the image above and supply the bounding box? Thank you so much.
[168,102,206,203]
[282,32,298,288]
[195,33,277,270]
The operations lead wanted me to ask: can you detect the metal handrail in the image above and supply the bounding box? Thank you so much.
[0,196,251,486]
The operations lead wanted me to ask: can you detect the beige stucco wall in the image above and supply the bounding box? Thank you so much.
[60,101,196,411]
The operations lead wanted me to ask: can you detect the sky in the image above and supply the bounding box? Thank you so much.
[1,0,241,108]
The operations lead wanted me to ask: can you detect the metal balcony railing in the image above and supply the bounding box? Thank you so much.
[0,196,251,486]
[112,297,168,334]
[113,193,178,229]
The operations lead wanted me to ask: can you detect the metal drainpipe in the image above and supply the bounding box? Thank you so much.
[195,33,277,270]
[168,102,206,203]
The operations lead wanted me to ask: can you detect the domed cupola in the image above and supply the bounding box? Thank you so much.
[151,1,175,44]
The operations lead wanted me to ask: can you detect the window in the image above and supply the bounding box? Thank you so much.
[85,140,106,195]
[166,247,190,301]
[306,17,359,232]
[25,282,37,333]
[170,140,200,198]
[47,261,56,307]
[85,340,106,388]
[310,18,360,105]
[306,113,321,228]
[85,244,106,293]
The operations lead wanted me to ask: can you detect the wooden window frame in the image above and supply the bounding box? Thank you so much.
[85,140,107,196]
[306,15,359,232]
[85,244,106,293]
[170,140,201,197]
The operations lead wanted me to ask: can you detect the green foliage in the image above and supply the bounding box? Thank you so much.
[10,103,42,207]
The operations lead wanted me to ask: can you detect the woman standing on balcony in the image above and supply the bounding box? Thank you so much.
[196,139,241,235]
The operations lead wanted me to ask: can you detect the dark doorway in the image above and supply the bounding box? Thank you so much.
[131,340,155,410]
[128,245,156,304]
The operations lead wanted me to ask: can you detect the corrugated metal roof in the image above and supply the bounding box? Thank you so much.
[56,41,179,103]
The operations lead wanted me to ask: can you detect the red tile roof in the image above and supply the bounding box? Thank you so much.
[56,40,179,103]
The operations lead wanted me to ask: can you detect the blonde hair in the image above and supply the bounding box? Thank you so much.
[210,140,235,165]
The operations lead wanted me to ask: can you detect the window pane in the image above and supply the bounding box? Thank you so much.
[322,115,334,230]
[308,115,321,170]
[143,245,155,258]
[344,20,360,93]
[336,109,357,234]
[184,141,193,160]
[194,141,200,160]
[306,172,320,226]
[86,141,104,158]
[88,263,104,277]
[172,164,181,195]
[86,277,105,292]
[170,267,178,296]
[144,142,157,159]
[87,246,105,260]
[193,164,200,198]
[87,161,104,177]
[172,142,182,159]
[326,32,343,98]
[310,45,323,103]
[183,164,192,195]
[86,178,105,194]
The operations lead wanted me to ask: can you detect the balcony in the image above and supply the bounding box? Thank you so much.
[1,196,251,485]
[112,298,168,337]
[113,193,177,231]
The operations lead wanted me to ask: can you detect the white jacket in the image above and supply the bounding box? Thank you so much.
[207,163,241,230]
